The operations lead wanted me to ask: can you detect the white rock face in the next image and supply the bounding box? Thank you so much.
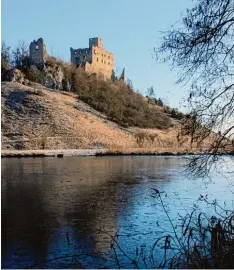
[44,65,67,90]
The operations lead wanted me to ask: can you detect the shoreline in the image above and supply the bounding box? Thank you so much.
[1,149,107,158]
[1,149,233,158]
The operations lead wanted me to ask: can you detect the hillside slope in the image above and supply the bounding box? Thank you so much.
[1,82,187,151]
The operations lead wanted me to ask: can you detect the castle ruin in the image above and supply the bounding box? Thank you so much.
[70,37,114,79]
[29,38,48,66]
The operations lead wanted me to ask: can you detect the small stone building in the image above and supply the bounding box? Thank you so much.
[70,37,114,79]
[29,38,48,66]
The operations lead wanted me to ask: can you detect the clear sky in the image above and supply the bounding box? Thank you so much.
[2,0,192,109]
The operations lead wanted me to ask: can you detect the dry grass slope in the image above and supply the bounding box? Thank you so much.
[1,82,214,152]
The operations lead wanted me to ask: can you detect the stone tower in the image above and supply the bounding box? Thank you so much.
[89,37,103,48]
[70,37,114,79]
[29,38,48,66]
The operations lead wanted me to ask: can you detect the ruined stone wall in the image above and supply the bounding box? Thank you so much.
[29,38,47,65]
[89,37,103,49]
[70,48,92,67]
[86,45,114,79]
[70,37,114,79]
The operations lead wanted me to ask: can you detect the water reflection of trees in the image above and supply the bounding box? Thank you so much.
[2,158,52,268]
[2,156,182,268]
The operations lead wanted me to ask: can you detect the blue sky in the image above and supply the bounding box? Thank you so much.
[2,0,191,109]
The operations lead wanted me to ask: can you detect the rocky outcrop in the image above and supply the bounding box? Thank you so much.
[2,63,71,92]
[2,68,29,85]
[2,54,74,91]
[44,64,64,90]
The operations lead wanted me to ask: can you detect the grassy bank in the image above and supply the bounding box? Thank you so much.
[2,147,231,158]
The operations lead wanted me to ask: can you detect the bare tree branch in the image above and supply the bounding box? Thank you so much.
[156,0,234,177]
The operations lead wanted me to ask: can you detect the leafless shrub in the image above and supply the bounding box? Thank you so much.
[100,190,234,269]
[135,132,147,147]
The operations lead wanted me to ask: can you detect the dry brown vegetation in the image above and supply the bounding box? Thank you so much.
[24,58,173,129]
[76,69,173,129]
[1,82,195,151]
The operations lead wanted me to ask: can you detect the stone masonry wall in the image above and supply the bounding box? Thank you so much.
[70,37,114,79]
[29,38,48,65]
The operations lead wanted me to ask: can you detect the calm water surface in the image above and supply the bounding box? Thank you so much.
[2,156,233,268]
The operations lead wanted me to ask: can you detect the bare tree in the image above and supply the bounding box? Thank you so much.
[12,40,29,68]
[1,41,13,81]
[1,41,12,70]
[147,86,155,99]
[156,0,234,177]
[126,78,133,90]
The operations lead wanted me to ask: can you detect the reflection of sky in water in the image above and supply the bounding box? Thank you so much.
[2,156,234,268]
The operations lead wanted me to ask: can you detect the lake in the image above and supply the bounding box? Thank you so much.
[2,156,233,268]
